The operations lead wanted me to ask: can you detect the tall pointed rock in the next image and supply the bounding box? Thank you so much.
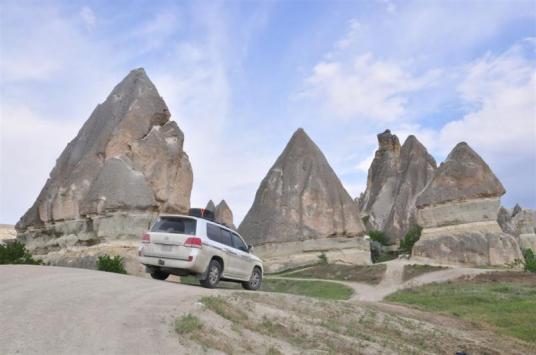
[215,200,235,229]
[359,130,436,242]
[16,68,193,253]
[413,142,522,266]
[239,129,369,272]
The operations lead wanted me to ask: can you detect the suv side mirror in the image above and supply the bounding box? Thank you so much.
[247,245,253,253]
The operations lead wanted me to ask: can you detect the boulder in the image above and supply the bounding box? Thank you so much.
[412,142,522,266]
[359,131,436,242]
[238,128,369,272]
[16,68,193,254]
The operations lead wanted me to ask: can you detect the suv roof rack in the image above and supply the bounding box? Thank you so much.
[188,208,215,221]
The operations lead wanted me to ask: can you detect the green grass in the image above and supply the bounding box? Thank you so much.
[181,275,352,300]
[386,280,536,343]
[402,264,448,282]
[261,278,353,300]
[281,263,387,285]
[175,313,202,334]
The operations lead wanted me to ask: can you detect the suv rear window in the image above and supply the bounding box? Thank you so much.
[151,217,196,235]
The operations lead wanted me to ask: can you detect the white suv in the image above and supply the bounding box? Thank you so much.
[138,212,263,290]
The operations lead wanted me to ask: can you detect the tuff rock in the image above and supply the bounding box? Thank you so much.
[359,130,436,242]
[16,68,193,255]
[412,142,522,266]
[238,128,369,272]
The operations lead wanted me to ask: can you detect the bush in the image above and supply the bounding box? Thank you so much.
[399,226,422,254]
[368,230,389,246]
[522,249,536,273]
[175,313,202,334]
[318,252,328,264]
[96,254,127,274]
[0,241,42,265]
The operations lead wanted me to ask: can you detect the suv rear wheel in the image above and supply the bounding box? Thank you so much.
[242,267,262,291]
[150,270,169,280]
[200,259,221,288]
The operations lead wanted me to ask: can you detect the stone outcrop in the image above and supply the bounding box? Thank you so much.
[205,200,216,213]
[498,205,536,251]
[238,128,369,272]
[359,130,436,242]
[16,68,193,255]
[412,142,522,266]
[214,200,236,229]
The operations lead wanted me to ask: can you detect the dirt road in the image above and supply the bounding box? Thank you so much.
[0,265,214,354]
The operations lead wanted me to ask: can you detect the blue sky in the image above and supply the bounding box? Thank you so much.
[1,0,535,225]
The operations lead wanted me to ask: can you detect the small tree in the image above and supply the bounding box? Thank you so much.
[399,226,422,254]
[96,255,127,274]
[522,248,536,273]
[368,230,389,246]
[0,241,42,265]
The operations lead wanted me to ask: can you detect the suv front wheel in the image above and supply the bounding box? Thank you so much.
[242,267,262,291]
[200,259,222,288]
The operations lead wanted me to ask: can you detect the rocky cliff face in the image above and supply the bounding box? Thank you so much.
[16,68,193,254]
[498,204,536,251]
[239,128,369,272]
[360,130,436,242]
[215,200,235,229]
[412,143,522,266]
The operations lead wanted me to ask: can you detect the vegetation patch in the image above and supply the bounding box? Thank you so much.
[261,278,353,300]
[399,225,422,254]
[281,263,386,285]
[96,254,126,274]
[0,241,42,265]
[175,313,202,334]
[368,230,389,246]
[522,248,536,273]
[201,296,249,323]
[386,274,536,343]
[402,264,448,282]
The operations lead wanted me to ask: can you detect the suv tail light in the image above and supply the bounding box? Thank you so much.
[184,237,202,248]
[142,233,150,243]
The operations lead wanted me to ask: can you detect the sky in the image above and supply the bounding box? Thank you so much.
[1,0,535,226]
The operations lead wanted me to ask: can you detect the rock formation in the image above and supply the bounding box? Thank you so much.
[238,128,369,272]
[215,200,236,229]
[498,204,536,251]
[16,68,193,258]
[205,200,216,213]
[359,130,436,242]
[412,142,522,266]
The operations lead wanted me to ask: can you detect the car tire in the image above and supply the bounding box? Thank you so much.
[150,270,169,280]
[242,267,262,291]
[200,259,221,289]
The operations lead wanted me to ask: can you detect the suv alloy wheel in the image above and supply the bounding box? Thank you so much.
[200,259,222,288]
[242,267,262,290]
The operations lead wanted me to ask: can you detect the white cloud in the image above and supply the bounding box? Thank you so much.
[439,39,536,155]
[80,6,96,31]
[303,53,440,121]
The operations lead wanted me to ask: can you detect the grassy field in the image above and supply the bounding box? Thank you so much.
[180,275,354,300]
[386,272,536,343]
[281,263,387,284]
[402,264,448,282]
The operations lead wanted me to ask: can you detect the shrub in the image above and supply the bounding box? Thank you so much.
[175,313,202,334]
[368,230,389,246]
[318,252,328,264]
[0,241,42,265]
[399,226,422,254]
[522,249,536,273]
[96,254,127,274]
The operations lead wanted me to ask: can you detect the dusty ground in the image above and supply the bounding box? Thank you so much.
[1,262,532,355]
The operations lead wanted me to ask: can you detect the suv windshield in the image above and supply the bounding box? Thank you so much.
[151,217,196,235]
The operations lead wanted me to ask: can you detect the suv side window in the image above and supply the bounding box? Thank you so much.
[207,223,222,244]
[231,233,248,252]
[220,229,233,247]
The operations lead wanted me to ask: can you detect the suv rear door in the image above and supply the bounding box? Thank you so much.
[146,216,197,260]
